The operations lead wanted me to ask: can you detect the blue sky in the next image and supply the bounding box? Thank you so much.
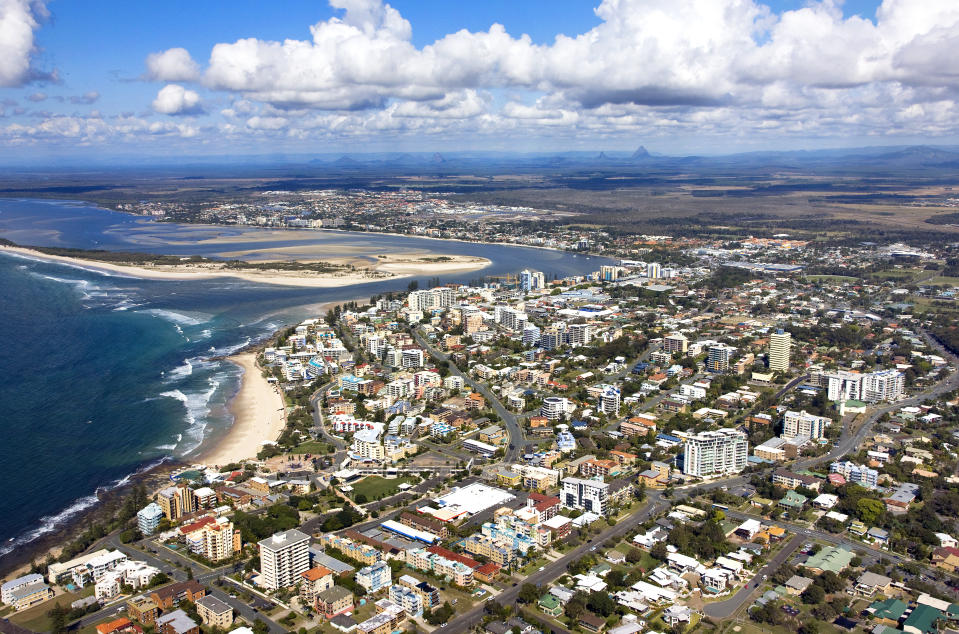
[4,0,959,159]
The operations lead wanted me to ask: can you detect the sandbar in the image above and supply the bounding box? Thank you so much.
[0,245,490,288]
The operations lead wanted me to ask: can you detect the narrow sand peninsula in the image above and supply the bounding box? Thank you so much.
[0,245,490,288]
[201,353,286,467]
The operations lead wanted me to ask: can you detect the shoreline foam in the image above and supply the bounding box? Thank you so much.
[198,352,287,468]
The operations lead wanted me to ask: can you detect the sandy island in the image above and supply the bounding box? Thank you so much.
[201,353,286,467]
[0,245,490,288]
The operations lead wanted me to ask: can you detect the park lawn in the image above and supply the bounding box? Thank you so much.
[927,276,959,286]
[9,593,80,631]
[350,475,418,501]
[806,275,858,283]
[871,269,922,280]
[612,542,659,572]
[291,440,333,455]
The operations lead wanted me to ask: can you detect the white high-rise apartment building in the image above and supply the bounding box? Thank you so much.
[407,288,455,312]
[567,323,592,347]
[520,270,545,291]
[598,385,621,416]
[826,369,903,403]
[647,263,662,279]
[495,306,528,332]
[541,396,574,420]
[663,332,688,354]
[707,344,735,372]
[782,410,829,440]
[258,529,310,590]
[768,329,791,372]
[561,477,609,515]
[862,369,905,403]
[683,429,748,477]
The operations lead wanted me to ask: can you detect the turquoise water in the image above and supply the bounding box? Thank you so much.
[0,198,611,562]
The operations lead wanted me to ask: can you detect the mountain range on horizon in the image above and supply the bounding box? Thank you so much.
[6,144,959,174]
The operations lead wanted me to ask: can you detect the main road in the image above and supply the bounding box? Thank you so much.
[412,329,528,462]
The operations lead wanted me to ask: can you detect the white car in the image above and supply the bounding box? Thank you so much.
[539,566,545,571]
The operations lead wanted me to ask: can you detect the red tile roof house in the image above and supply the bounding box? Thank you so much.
[474,563,501,583]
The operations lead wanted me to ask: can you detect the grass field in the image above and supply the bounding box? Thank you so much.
[290,440,333,454]
[927,276,959,286]
[870,269,922,280]
[349,475,418,500]
[805,275,859,283]
[9,592,83,632]
[909,297,959,313]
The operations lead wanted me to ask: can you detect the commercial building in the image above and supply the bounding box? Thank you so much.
[258,529,310,590]
[561,477,610,515]
[682,429,748,477]
[768,329,791,372]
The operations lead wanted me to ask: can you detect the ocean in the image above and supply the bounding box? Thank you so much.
[0,198,612,564]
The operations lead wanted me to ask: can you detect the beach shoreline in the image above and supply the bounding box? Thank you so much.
[0,245,491,287]
[198,352,287,468]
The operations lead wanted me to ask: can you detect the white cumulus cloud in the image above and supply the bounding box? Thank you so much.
[152,84,203,115]
[0,0,48,87]
[146,47,201,82]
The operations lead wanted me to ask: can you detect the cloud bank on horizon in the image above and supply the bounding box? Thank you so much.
[2,0,959,154]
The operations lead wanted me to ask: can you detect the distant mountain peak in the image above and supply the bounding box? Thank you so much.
[431,152,446,163]
[597,151,610,160]
[631,145,651,160]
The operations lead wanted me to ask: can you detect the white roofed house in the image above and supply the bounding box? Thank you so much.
[813,493,839,509]
[937,533,958,549]
[648,567,688,591]
[702,568,731,594]
[666,552,704,575]
[734,519,762,540]
[714,556,744,578]
[663,605,693,627]
[629,580,678,604]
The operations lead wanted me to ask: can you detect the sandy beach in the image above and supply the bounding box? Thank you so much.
[201,352,286,467]
[0,245,490,288]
